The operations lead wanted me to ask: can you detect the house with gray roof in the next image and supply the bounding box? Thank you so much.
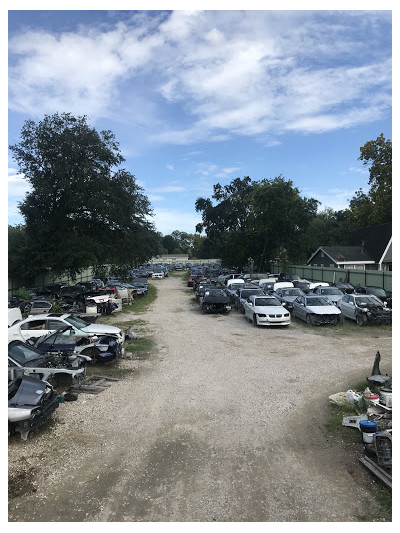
[307,223,392,271]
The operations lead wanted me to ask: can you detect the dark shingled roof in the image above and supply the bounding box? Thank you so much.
[321,246,374,263]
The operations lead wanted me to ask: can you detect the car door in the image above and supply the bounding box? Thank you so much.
[18,318,50,341]
[339,295,356,320]
[293,296,304,319]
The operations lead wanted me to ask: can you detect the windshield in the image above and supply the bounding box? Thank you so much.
[64,315,89,329]
[356,296,383,307]
[281,289,303,296]
[254,298,281,306]
[367,288,386,297]
[306,297,332,306]
[240,290,263,298]
[207,290,227,297]
[9,342,43,364]
[320,288,343,295]
[39,329,78,346]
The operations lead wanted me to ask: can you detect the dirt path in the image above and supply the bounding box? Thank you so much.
[8,274,392,522]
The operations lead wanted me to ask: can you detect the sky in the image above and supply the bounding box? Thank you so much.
[7,4,393,236]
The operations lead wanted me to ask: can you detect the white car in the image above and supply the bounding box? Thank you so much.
[243,295,291,326]
[151,272,164,279]
[8,313,125,345]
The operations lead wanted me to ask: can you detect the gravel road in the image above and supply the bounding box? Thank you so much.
[8,274,392,522]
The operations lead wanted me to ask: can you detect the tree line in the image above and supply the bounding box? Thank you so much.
[8,112,391,283]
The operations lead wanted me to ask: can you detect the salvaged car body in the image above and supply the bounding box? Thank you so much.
[354,286,392,308]
[32,327,124,363]
[8,313,125,346]
[331,282,355,294]
[243,295,291,326]
[8,339,89,385]
[8,374,59,440]
[273,287,306,311]
[233,287,265,313]
[200,289,231,314]
[292,295,342,325]
[196,283,215,301]
[337,294,392,326]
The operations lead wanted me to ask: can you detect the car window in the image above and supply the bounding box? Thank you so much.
[20,319,46,330]
[47,319,66,330]
[64,315,88,329]
[9,342,43,364]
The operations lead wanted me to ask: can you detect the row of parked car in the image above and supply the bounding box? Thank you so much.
[189,270,392,327]
[8,275,151,321]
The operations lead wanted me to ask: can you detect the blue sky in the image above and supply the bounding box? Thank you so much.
[8,6,392,235]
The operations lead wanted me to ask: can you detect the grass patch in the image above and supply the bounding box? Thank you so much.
[125,338,154,352]
[86,365,135,379]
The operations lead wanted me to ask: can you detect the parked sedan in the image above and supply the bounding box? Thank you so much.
[292,295,342,326]
[337,294,392,326]
[8,313,125,345]
[233,287,265,313]
[273,287,305,311]
[312,286,345,306]
[243,295,290,326]
[354,286,392,308]
[331,281,355,294]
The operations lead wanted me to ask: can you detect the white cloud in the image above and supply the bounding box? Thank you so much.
[166,164,174,170]
[8,11,391,142]
[150,185,186,193]
[151,208,201,236]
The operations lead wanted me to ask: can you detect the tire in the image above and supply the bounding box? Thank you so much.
[306,314,313,325]
[356,314,367,326]
[252,313,258,326]
[338,315,344,325]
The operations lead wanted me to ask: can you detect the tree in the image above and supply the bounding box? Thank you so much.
[357,133,392,224]
[195,176,319,270]
[9,112,158,278]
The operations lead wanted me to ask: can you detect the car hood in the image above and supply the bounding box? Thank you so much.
[253,305,288,314]
[306,305,341,314]
[81,324,122,336]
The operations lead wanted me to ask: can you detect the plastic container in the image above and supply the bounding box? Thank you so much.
[359,420,378,433]
[359,420,378,443]
[379,388,392,408]
[363,392,380,402]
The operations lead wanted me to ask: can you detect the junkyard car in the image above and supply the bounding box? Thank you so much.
[273,287,305,311]
[8,374,59,440]
[331,281,355,294]
[28,299,53,315]
[8,339,89,385]
[8,313,125,345]
[292,295,342,325]
[312,286,345,306]
[32,326,124,362]
[233,287,265,313]
[243,295,291,326]
[353,286,392,308]
[200,289,231,314]
[337,294,392,326]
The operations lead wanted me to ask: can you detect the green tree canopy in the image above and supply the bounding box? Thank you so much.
[195,176,319,270]
[9,112,158,278]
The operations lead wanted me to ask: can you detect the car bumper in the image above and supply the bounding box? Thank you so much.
[256,316,291,326]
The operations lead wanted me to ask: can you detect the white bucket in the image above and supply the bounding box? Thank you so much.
[362,432,376,444]
[380,389,392,408]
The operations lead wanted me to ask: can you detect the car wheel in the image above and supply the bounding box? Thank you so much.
[356,314,367,326]
[252,314,258,326]
[338,315,344,325]
[306,314,314,325]
[240,306,245,314]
